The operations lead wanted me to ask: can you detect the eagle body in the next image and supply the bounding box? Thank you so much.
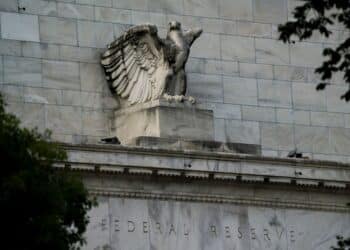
[101,21,202,105]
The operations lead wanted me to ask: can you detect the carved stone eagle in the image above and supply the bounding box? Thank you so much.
[101,21,202,105]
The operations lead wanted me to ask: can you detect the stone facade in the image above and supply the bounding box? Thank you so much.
[59,144,350,250]
[0,0,350,160]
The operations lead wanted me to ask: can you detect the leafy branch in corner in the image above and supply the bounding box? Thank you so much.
[278,0,350,101]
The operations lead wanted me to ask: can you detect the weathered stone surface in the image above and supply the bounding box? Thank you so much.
[223,76,257,105]
[39,16,77,45]
[236,21,272,37]
[239,63,273,79]
[78,21,114,48]
[295,125,330,154]
[0,0,18,12]
[253,0,287,23]
[82,109,110,136]
[149,0,183,14]
[80,63,105,92]
[0,56,3,83]
[22,103,45,131]
[1,12,39,42]
[311,112,345,128]
[42,60,80,90]
[187,73,223,103]
[325,85,350,113]
[221,61,239,76]
[187,58,221,75]
[113,0,147,10]
[59,45,101,63]
[115,100,214,144]
[46,105,82,134]
[200,18,222,34]
[23,86,47,104]
[62,90,82,106]
[77,0,112,7]
[221,35,255,62]
[219,0,253,20]
[204,103,241,120]
[329,128,350,155]
[2,84,24,102]
[4,101,23,119]
[261,123,294,150]
[22,42,60,59]
[258,80,292,108]
[95,7,132,24]
[221,20,237,35]
[225,119,260,144]
[256,38,290,64]
[214,118,225,142]
[191,33,220,59]
[0,39,21,57]
[242,106,276,122]
[4,56,42,85]
[81,92,103,108]
[273,65,308,82]
[276,109,310,125]
[19,0,57,16]
[184,0,219,18]
[290,42,324,67]
[292,82,327,111]
[42,88,63,105]
[57,3,94,19]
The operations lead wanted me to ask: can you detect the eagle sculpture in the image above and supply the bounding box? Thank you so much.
[101,21,202,105]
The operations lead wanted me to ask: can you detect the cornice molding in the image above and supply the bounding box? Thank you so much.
[87,187,350,213]
[59,143,350,171]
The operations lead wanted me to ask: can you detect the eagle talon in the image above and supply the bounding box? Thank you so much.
[187,96,196,104]
[163,94,195,104]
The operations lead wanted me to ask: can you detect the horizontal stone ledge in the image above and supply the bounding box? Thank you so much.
[87,187,350,213]
[53,161,350,189]
[59,143,350,170]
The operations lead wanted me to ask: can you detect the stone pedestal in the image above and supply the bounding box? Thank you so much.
[114,100,214,145]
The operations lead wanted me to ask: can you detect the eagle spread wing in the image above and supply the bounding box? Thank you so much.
[184,28,203,46]
[101,25,170,104]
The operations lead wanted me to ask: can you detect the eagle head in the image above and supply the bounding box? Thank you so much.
[168,21,181,31]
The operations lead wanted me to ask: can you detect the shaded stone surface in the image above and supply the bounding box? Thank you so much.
[114,100,214,144]
[132,136,261,155]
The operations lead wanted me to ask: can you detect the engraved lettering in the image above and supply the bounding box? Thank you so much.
[184,224,190,236]
[169,224,176,235]
[114,219,120,232]
[263,228,270,241]
[225,226,231,238]
[143,221,149,233]
[277,228,285,240]
[128,221,135,232]
[290,230,296,243]
[210,225,217,237]
[156,222,162,234]
[238,227,243,239]
[100,218,107,231]
[250,228,256,240]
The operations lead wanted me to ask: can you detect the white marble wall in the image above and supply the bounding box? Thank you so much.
[83,197,350,250]
[0,0,350,161]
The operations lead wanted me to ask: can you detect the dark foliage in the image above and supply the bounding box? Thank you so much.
[0,94,94,250]
[332,236,350,250]
[278,0,350,101]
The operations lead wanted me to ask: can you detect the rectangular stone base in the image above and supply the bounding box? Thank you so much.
[114,100,214,145]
